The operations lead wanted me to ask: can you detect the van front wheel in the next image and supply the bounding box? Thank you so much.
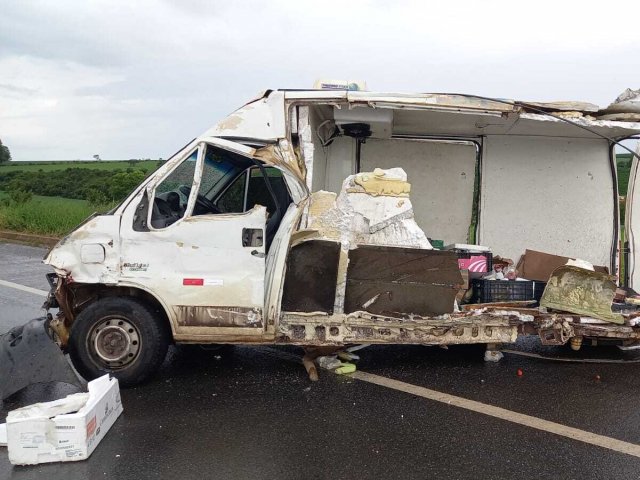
[68,297,170,387]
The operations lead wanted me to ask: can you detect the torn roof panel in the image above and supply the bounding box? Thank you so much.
[517,112,640,138]
[285,89,640,137]
[199,91,286,141]
[199,88,640,144]
[601,88,640,115]
[521,100,601,113]
[283,88,637,116]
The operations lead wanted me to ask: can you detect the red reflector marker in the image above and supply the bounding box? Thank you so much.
[183,278,204,286]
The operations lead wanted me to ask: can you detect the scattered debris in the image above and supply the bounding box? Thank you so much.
[484,350,504,362]
[517,249,608,283]
[307,168,432,249]
[517,368,524,377]
[317,356,342,370]
[335,363,357,375]
[337,351,360,362]
[541,266,623,324]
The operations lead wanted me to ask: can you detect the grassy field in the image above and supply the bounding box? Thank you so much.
[618,153,632,197]
[0,193,109,236]
[0,160,160,173]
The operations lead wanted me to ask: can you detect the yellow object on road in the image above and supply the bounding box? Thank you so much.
[334,363,356,375]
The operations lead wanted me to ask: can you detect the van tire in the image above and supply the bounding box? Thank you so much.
[68,297,170,387]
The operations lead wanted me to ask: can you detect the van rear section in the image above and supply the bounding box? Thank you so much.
[273,90,640,349]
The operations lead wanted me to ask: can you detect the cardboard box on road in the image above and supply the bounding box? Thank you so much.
[5,375,122,465]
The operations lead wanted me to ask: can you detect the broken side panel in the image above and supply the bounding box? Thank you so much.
[281,240,341,314]
[344,246,462,317]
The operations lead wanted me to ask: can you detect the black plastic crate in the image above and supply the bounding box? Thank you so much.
[471,279,546,304]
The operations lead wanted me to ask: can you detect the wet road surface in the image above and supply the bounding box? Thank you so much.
[2,242,640,479]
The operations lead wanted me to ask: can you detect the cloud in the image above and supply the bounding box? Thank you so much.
[0,0,639,160]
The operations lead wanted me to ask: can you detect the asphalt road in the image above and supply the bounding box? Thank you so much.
[2,242,640,479]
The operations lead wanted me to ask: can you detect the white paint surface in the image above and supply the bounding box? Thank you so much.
[361,138,477,244]
[479,136,615,267]
[323,136,356,193]
[200,91,286,142]
[119,206,268,335]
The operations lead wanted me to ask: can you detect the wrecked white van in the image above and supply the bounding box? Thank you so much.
[41,87,640,385]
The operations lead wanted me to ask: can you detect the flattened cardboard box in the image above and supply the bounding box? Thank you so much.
[517,249,608,282]
[6,375,122,465]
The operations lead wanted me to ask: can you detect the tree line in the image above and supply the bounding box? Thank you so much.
[0,138,11,164]
[0,167,151,206]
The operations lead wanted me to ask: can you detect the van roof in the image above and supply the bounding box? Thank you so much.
[201,88,640,143]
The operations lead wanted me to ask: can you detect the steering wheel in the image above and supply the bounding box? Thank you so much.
[178,185,220,214]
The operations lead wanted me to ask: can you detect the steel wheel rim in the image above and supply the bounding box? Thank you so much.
[90,316,141,369]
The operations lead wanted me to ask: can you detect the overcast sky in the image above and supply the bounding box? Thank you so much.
[0,0,639,161]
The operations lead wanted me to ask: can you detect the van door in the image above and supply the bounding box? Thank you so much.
[119,140,292,340]
[625,144,640,289]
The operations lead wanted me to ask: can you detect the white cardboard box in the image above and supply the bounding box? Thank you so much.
[5,375,122,465]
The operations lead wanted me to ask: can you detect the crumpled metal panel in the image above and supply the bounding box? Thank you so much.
[0,317,85,400]
[602,88,640,114]
[540,266,623,324]
[199,91,286,141]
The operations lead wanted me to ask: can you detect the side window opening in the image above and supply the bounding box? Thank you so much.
[212,163,293,249]
[214,166,291,215]
[246,167,292,248]
[247,168,286,214]
[147,144,293,245]
[191,146,251,216]
[150,149,198,229]
[217,171,247,213]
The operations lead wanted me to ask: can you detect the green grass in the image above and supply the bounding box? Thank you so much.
[618,153,632,197]
[0,160,161,173]
[0,193,112,236]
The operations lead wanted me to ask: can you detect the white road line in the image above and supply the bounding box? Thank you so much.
[0,279,48,297]
[353,370,640,459]
[260,347,640,458]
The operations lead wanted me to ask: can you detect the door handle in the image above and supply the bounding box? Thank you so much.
[251,250,265,258]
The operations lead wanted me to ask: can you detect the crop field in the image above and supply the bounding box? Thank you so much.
[0,193,109,236]
[618,153,632,197]
[0,160,160,173]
